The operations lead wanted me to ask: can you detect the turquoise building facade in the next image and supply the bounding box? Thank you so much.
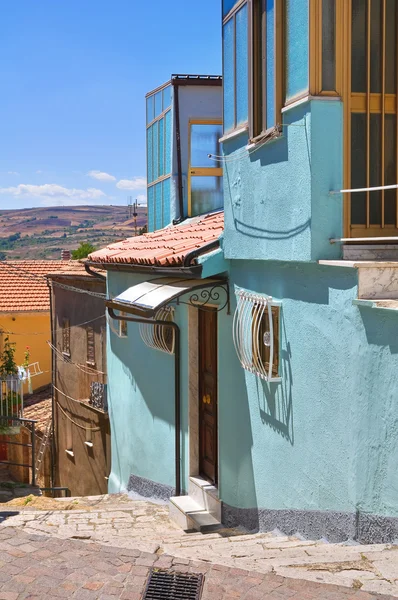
[89,0,398,544]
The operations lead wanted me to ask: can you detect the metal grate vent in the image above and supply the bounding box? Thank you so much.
[143,569,204,600]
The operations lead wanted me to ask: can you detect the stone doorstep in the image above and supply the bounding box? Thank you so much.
[169,477,223,532]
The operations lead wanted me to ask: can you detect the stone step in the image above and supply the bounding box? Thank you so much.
[343,244,398,261]
[169,495,222,532]
[188,476,222,522]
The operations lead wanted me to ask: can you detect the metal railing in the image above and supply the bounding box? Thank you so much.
[0,416,37,486]
[0,377,23,419]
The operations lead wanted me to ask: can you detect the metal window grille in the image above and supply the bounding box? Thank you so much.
[89,382,108,412]
[86,326,95,365]
[139,307,175,355]
[62,318,70,355]
[119,314,128,338]
[233,289,281,382]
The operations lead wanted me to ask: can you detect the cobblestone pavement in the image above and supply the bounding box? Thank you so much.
[0,525,395,600]
[1,494,398,598]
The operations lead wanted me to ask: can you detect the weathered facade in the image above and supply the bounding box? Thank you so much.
[48,266,110,497]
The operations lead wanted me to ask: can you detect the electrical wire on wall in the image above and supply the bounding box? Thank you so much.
[47,341,106,376]
[0,314,105,336]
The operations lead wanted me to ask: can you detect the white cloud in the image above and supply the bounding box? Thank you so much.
[0,183,106,205]
[87,170,116,182]
[36,170,43,174]
[7,171,19,175]
[116,177,146,191]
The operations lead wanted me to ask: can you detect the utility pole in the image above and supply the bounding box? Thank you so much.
[133,199,138,236]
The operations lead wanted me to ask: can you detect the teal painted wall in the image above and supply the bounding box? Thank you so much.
[107,271,190,494]
[223,99,343,262]
[217,260,398,519]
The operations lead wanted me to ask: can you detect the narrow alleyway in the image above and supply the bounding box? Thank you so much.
[0,494,397,599]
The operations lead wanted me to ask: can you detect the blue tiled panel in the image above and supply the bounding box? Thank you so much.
[155,182,163,230]
[155,91,162,118]
[158,118,164,177]
[162,178,171,226]
[223,18,235,133]
[147,186,155,232]
[266,0,275,130]
[163,85,171,111]
[146,95,154,125]
[147,125,153,184]
[285,0,309,101]
[236,3,248,126]
[153,120,159,181]
[223,0,238,17]
[165,111,171,175]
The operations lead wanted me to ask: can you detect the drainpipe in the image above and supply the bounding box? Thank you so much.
[47,280,56,488]
[172,82,184,225]
[84,262,106,281]
[107,306,181,497]
[183,239,221,267]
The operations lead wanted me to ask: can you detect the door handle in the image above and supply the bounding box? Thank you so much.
[202,394,211,404]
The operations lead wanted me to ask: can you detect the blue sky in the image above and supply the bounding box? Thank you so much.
[0,1,221,210]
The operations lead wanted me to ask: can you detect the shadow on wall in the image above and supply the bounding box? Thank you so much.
[257,312,294,445]
[359,307,398,354]
[223,103,311,241]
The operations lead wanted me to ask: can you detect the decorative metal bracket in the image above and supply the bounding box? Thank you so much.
[176,282,230,315]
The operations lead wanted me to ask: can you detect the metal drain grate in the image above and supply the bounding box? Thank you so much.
[142,569,204,600]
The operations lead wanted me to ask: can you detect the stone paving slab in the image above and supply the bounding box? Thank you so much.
[0,526,394,600]
[1,494,398,597]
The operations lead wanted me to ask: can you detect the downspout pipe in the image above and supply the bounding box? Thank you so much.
[47,279,56,489]
[172,81,184,225]
[84,262,106,281]
[107,306,182,497]
[183,239,220,267]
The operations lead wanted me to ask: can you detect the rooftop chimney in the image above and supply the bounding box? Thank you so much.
[61,250,71,261]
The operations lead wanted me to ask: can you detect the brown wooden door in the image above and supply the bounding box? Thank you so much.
[199,309,218,485]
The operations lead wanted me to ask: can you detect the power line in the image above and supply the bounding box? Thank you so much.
[47,341,106,376]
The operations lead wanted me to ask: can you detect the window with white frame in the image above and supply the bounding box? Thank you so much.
[233,289,281,381]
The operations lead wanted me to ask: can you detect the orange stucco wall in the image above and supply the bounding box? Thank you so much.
[0,312,51,392]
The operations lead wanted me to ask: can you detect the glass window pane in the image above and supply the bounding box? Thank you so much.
[162,85,171,111]
[370,113,382,224]
[384,114,397,225]
[351,113,367,224]
[285,0,309,101]
[386,0,397,94]
[191,124,222,168]
[158,118,164,177]
[266,0,276,130]
[148,186,155,232]
[147,125,153,184]
[154,91,162,118]
[162,179,171,226]
[155,182,163,230]
[191,176,224,217]
[223,19,235,132]
[236,4,249,126]
[370,0,382,94]
[322,0,336,90]
[351,0,367,93]
[165,111,172,175]
[223,0,237,18]
[153,119,159,181]
[146,95,154,125]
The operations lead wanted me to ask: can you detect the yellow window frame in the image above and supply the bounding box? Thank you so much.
[188,119,223,217]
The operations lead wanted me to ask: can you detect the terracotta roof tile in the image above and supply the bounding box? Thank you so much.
[89,211,224,266]
[0,261,88,313]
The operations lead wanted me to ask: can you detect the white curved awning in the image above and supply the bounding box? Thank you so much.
[108,277,226,319]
